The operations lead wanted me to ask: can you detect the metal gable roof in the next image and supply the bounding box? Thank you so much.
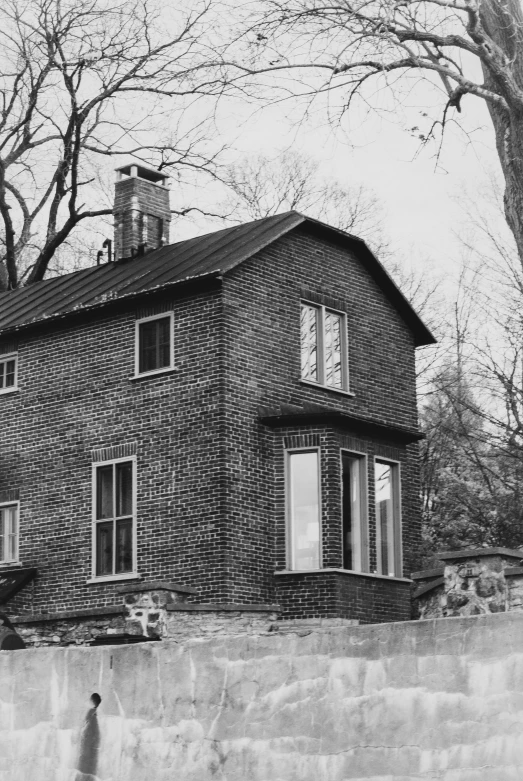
[0,211,435,346]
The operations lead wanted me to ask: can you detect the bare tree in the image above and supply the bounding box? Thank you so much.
[224,149,445,355]
[419,194,523,555]
[0,0,230,290]
[224,150,389,252]
[242,0,523,265]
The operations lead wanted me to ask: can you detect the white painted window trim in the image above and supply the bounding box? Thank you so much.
[300,300,349,392]
[0,500,20,564]
[91,455,137,581]
[0,353,18,395]
[285,447,322,571]
[340,449,369,574]
[86,572,142,585]
[374,457,402,578]
[134,311,174,378]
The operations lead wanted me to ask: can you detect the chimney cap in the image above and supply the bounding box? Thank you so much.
[115,163,170,185]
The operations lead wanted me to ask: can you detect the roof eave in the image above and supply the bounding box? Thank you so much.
[0,270,222,337]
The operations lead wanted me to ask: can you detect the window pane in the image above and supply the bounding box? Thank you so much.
[139,318,170,373]
[96,466,113,520]
[116,518,133,573]
[0,509,4,561]
[342,454,363,571]
[325,311,342,388]
[375,462,396,576]
[157,318,171,369]
[116,461,133,517]
[5,360,15,387]
[6,507,17,561]
[139,321,158,373]
[289,451,320,569]
[0,363,4,389]
[96,521,113,576]
[300,304,318,382]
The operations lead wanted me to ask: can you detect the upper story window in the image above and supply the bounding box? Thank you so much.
[93,458,135,578]
[375,459,402,577]
[135,313,173,376]
[0,503,18,563]
[0,354,17,394]
[300,302,348,391]
[286,449,321,570]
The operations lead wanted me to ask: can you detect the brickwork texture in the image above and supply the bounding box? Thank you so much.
[0,222,423,627]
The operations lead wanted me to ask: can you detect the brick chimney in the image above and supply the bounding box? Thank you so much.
[114,164,171,260]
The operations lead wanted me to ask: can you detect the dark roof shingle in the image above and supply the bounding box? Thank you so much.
[0,211,435,345]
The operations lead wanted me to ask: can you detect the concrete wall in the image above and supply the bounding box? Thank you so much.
[2,611,523,780]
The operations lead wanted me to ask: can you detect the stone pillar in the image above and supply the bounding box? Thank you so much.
[116,581,198,639]
[413,548,523,619]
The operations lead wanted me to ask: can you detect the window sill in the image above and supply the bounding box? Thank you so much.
[0,560,21,568]
[0,387,19,396]
[274,568,411,584]
[86,573,142,585]
[130,367,177,381]
[300,379,355,398]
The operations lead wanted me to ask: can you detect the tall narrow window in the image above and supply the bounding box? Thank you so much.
[341,452,368,572]
[0,354,17,393]
[93,459,135,577]
[0,504,18,563]
[375,460,401,577]
[300,302,348,391]
[136,313,172,375]
[287,450,321,570]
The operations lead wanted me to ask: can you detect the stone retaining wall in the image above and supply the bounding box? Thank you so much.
[3,611,523,779]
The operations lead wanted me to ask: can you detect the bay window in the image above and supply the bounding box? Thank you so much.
[375,460,401,577]
[287,449,321,570]
[341,452,368,572]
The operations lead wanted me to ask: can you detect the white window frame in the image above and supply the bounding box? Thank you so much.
[91,456,137,582]
[0,353,18,395]
[374,458,402,578]
[134,312,174,378]
[340,449,369,573]
[0,501,19,564]
[285,447,322,571]
[300,301,350,393]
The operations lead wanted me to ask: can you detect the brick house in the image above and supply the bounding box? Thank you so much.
[0,165,434,645]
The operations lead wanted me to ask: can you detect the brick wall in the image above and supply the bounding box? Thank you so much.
[0,283,228,613]
[274,570,412,624]
[0,223,423,623]
[220,224,422,614]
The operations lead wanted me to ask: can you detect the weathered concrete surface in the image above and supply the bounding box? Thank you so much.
[2,612,523,780]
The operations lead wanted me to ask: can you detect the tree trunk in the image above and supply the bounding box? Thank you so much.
[479,0,523,266]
